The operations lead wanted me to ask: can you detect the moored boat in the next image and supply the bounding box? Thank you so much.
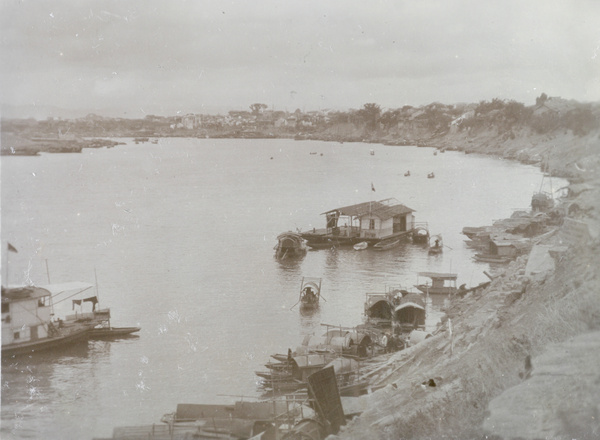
[372,237,402,250]
[300,198,416,249]
[2,284,95,357]
[353,241,368,250]
[393,293,426,333]
[414,272,458,295]
[274,231,308,259]
[88,326,141,339]
[412,222,430,243]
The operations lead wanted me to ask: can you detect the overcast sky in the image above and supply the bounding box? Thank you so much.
[1,0,599,118]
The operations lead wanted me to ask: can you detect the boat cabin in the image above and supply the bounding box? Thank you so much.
[364,288,404,327]
[414,272,458,295]
[487,239,530,258]
[321,198,415,240]
[2,286,53,347]
[394,293,426,332]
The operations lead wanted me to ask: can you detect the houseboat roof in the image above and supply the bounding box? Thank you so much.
[1,286,52,302]
[417,272,458,280]
[322,198,414,220]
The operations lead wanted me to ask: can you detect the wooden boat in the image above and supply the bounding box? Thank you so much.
[462,226,492,240]
[404,170,411,176]
[274,231,307,259]
[414,272,458,295]
[300,198,416,249]
[353,241,368,250]
[428,234,443,254]
[2,284,95,357]
[412,223,430,243]
[89,326,140,339]
[363,288,403,328]
[474,253,512,264]
[394,293,426,333]
[299,277,322,310]
[427,172,435,178]
[373,237,401,250]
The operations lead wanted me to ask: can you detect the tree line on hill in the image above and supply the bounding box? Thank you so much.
[1,94,598,140]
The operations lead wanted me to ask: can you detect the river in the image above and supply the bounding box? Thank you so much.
[0,138,565,439]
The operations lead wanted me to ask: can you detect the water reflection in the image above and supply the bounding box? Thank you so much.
[299,306,321,336]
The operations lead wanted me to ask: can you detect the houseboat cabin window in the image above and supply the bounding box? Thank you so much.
[369,219,375,230]
[1,302,8,313]
[13,331,20,340]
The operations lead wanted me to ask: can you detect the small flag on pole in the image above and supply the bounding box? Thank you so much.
[371,182,376,192]
[7,243,18,253]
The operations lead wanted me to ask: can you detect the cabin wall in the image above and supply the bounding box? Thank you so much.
[359,215,382,238]
[2,300,51,344]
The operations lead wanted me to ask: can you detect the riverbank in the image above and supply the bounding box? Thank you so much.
[328,130,600,438]
[0,132,124,155]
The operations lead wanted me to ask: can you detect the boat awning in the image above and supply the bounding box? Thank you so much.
[395,301,425,312]
[417,272,458,280]
[40,282,94,296]
[322,199,414,220]
[293,354,328,369]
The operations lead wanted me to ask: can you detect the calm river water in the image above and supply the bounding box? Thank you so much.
[1,138,564,439]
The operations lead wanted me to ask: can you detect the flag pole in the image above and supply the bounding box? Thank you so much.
[4,245,7,288]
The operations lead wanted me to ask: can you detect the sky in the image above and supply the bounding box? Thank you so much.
[1,0,599,118]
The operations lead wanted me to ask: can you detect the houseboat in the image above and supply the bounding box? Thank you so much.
[300,198,416,249]
[474,237,530,264]
[414,272,458,295]
[2,284,95,357]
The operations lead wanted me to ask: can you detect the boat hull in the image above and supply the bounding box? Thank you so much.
[2,325,91,357]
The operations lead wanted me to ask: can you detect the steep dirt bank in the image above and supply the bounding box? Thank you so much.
[326,127,600,439]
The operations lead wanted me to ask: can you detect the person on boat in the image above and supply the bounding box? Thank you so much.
[304,287,316,303]
[434,239,440,248]
[381,333,388,351]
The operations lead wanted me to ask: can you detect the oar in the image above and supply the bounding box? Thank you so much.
[289,300,301,310]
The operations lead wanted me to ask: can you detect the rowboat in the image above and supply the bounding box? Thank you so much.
[299,277,322,310]
[353,241,368,250]
[88,326,140,339]
[373,238,401,250]
[428,234,443,254]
